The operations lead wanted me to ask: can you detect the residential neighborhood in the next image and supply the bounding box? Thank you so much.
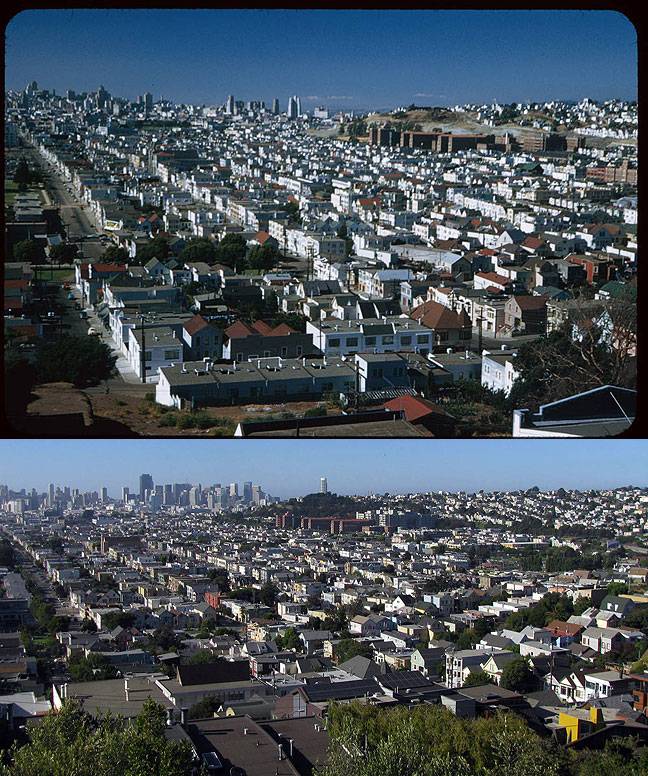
[5,81,637,437]
[2,469,648,773]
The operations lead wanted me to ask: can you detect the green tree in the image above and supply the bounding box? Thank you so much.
[12,240,41,264]
[247,244,280,272]
[13,158,32,186]
[462,669,491,687]
[215,233,247,269]
[180,237,217,263]
[35,336,117,387]
[335,638,373,664]
[500,657,537,693]
[259,582,279,608]
[0,698,194,776]
[136,236,169,264]
[320,702,563,776]
[102,611,136,630]
[101,245,129,263]
[276,627,302,652]
[606,582,629,597]
[49,243,79,265]
[188,650,217,664]
[0,540,16,569]
[68,653,118,682]
[187,695,219,720]
[207,569,230,592]
[284,201,301,225]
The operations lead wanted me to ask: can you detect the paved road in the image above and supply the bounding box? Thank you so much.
[25,145,106,261]
[63,286,152,391]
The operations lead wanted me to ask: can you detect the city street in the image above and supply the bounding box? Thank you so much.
[25,144,106,261]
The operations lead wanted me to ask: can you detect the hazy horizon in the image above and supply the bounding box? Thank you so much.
[1,440,647,499]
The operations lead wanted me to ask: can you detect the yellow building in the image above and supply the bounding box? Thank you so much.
[558,706,604,743]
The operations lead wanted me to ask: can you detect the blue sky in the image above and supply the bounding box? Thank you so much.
[1,440,647,498]
[5,10,637,109]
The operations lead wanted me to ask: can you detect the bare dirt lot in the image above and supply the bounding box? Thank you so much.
[88,392,342,437]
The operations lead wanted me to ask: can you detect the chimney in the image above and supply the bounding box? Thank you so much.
[180,707,188,725]
[288,739,294,756]
[166,708,173,726]
[278,744,284,760]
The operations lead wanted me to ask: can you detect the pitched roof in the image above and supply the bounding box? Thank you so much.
[183,314,210,336]
[410,299,470,329]
[384,396,451,423]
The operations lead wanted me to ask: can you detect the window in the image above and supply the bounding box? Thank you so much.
[437,332,448,342]
[281,347,288,356]
[383,335,394,345]
[365,336,376,346]
[329,338,340,347]
[236,353,243,361]
[164,350,179,360]
[400,335,412,345]
[416,334,429,344]
[296,346,303,356]
[347,337,358,346]
[264,350,271,357]
[144,351,152,361]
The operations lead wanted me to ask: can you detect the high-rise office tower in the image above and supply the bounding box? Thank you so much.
[272,98,280,115]
[287,96,298,120]
[320,477,328,494]
[163,484,174,505]
[295,96,302,116]
[189,486,201,507]
[229,482,238,499]
[101,487,108,503]
[139,474,154,501]
[243,482,253,503]
[48,483,55,506]
[122,486,130,502]
[252,485,263,505]
[143,92,153,112]
[225,94,235,114]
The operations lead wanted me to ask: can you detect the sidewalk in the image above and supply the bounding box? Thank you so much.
[73,290,143,385]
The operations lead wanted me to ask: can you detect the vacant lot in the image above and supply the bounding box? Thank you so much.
[88,391,341,437]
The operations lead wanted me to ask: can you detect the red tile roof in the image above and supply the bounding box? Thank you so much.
[384,396,449,422]
[410,299,470,330]
[183,314,210,336]
[476,272,511,286]
[92,263,127,274]
[225,320,297,339]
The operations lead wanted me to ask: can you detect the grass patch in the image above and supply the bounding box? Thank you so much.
[34,269,75,283]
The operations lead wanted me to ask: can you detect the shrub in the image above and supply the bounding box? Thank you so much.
[194,414,214,429]
[211,426,234,437]
[304,405,327,417]
[176,414,196,430]
[158,414,177,427]
[145,392,155,403]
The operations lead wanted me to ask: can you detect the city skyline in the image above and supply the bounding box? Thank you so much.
[2,440,648,498]
[6,10,638,109]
